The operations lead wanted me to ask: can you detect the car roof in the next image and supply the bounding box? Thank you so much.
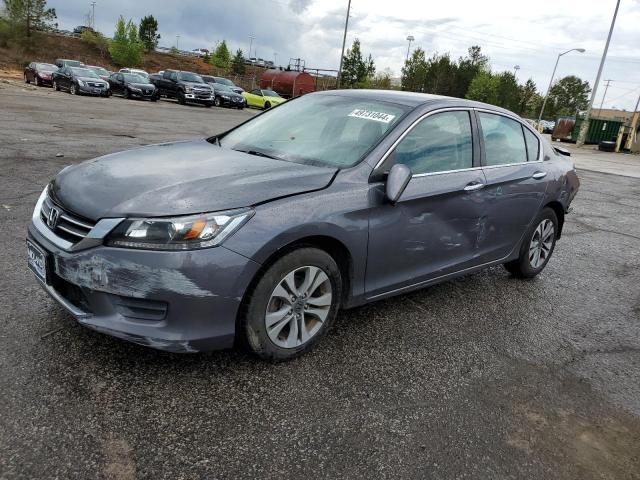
[315,89,517,116]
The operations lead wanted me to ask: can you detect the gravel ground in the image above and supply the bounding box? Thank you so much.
[1,81,639,479]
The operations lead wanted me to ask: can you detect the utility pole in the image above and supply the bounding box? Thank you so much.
[336,0,352,89]
[513,65,520,79]
[598,79,613,113]
[176,35,180,51]
[538,48,585,126]
[91,2,96,29]
[577,0,620,147]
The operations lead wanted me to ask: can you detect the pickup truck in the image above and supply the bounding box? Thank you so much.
[149,70,214,107]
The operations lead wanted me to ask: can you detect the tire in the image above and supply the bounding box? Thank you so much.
[53,80,60,91]
[24,74,30,84]
[35,76,41,86]
[240,248,342,361]
[504,207,558,279]
[177,91,186,105]
[123,88,130,99]
[70,83,77,95]
[264,101,271,110]
[150,97,157,102]
[204,102,213,108]
[214,96,222,107]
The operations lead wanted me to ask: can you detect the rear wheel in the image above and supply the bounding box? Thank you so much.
[504,207,558,278]
[240,248,342,361]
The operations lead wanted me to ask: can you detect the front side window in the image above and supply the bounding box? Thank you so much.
[393,111,473,175]
[220,94,408,168]
[479,113,528,166]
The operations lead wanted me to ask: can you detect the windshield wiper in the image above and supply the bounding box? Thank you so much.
[234,149,281,160]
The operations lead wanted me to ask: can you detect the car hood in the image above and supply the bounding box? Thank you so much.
[77,76,106,83]
[218,91,243,99]
[182,81,211,90]
[267,96,286,103]
[50,139,337,221]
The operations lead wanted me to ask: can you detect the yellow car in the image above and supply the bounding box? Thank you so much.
[242,88,286,110]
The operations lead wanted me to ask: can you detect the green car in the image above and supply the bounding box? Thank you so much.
[242,88,286,110]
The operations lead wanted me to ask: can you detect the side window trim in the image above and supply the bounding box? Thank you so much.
[372,107,480,179]
[474,108,543,167]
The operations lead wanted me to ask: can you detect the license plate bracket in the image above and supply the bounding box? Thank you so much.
[27,240,49,284]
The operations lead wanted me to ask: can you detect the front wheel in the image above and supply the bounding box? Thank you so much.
[264,101,271,110]
[240,248,342,361]
[214,97,222,107]
[177,91,186,105]
[123,88,130,99]
[504,207,558,278]
[70,83,77,95]
[53,80,60,91]
[35,76,41,86]
[24,74,30,84]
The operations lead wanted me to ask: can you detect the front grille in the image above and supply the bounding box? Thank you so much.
[87,82,104,88]
[109,294,168,321]
[40,193,96,244]
[51,272,92,313]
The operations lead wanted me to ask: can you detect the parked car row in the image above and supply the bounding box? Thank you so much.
[25,59,287,110]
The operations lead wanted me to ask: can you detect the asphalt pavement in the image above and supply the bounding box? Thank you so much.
[1,81,639,479]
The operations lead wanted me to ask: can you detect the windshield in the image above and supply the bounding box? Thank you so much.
[215,84,234,92]
[178,72,203,83]
[215,77,234,86]
[220,94,408,168]
[63,60,82,67]
[89,66,108,75]
[36,63,57,71]
[71,68,99,78]
[123,73,146,83]
[262,89,280,98]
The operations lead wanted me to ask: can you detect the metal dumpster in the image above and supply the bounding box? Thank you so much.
[552,117,623,144]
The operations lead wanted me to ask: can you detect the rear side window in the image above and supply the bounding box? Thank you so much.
[394,111,473,175]
[523,128,540,161]
[479,112,528,166]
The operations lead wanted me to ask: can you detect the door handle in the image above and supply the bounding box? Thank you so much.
[532,171,547,180]
[464,182,485,192]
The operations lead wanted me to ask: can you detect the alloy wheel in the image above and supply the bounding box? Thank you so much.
[70,84,76,95]
[529,219,554,269]
[265,265,332,349]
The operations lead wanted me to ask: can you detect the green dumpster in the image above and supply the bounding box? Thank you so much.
[570,118,622,144]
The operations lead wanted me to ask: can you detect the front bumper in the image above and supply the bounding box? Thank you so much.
[220,97,246,108]
[185,92,214,104]
[27,220,261,352]
[78,83,109,96]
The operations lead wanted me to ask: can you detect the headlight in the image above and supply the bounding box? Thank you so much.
[184,86,193,93]
[77,79,85,86]
[106,209,254,250]
[130,86,141,92]
[221,94,230,99]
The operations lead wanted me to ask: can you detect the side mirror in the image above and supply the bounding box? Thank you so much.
[385,163,412,204]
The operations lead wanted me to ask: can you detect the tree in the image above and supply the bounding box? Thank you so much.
[109,16,143,67]
[495,71,520,112]
[138,15,159,51]
[453,46,489,98]
[546,75,591,119]
[518,78,541,117]
[211,40,231,69]
[371,68,393,89]
[231,49,246,75]
[340,39,375,88]
[466,71,499,104]
[401,47,427,91]
[2,0,57,38]
[81,29,110,59]
[423,53,458,96]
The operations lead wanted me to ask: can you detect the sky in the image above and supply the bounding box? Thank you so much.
[50,0,640,111]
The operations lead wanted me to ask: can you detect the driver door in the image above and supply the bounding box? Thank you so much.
[366,109,488,298]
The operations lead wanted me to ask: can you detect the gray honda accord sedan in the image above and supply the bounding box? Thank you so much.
[27,90,579,360]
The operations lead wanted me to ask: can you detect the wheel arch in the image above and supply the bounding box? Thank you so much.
[544,200,565,239]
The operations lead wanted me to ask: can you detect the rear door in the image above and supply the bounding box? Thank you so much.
[476,110,547,262]
[366,109,489,298]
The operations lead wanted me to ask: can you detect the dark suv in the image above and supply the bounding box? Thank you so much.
[149,70,214,107]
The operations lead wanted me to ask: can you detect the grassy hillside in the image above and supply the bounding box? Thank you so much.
[0,32,228,76]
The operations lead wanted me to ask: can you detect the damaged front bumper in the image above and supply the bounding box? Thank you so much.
[27,218,261,353]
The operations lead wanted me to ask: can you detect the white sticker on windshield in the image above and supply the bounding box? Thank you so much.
[348,109,396,124]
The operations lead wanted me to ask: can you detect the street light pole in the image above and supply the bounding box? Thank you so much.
[91,2,96,29]
[248,34,255,59]
[176,35,180,51]
[537,48,585,126]
[577,0,620,147]
[513,65,520,78]
[274,52,278,67]
[336,0,352,89]
[406,35,414,62]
